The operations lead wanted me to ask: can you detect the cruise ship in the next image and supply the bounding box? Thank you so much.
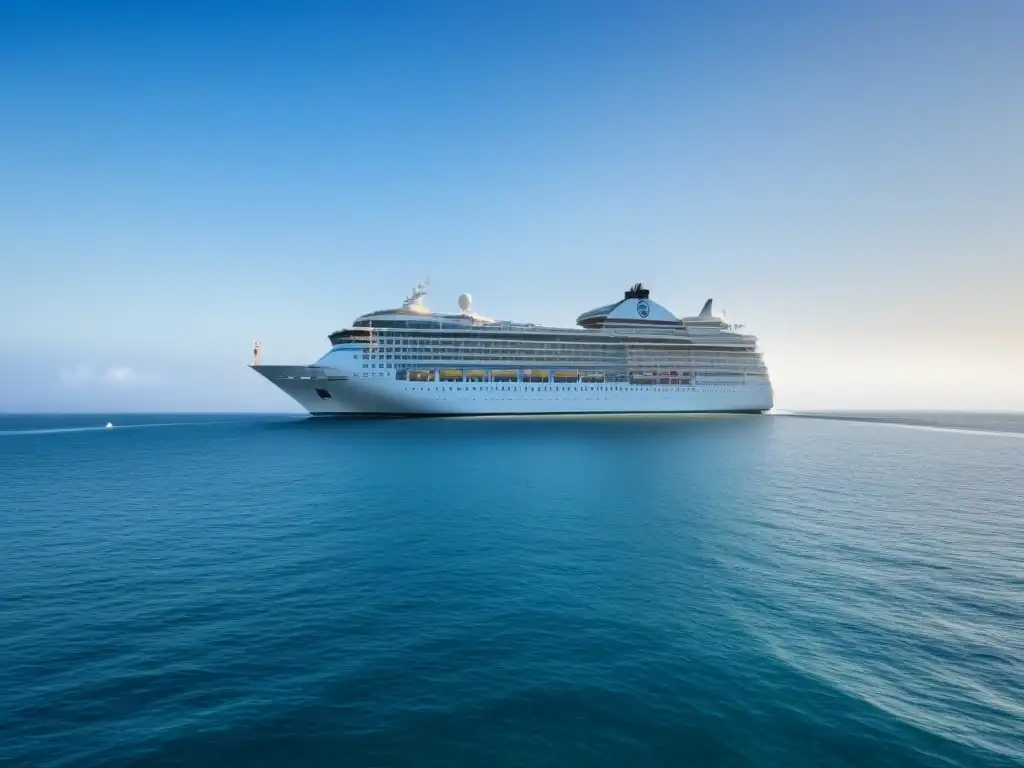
[252,280,774,416]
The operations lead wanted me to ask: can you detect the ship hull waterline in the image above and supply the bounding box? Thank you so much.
[253,365,774,418]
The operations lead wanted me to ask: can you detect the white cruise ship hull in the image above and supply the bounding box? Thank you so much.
[253,365,773,417]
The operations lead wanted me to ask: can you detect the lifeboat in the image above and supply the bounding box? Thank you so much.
[554,370,579,381]
[439,369,463,381]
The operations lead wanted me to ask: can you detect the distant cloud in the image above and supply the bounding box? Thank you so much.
[59,364,164,388]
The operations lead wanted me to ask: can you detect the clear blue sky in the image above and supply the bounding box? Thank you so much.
[2,0,1022,412]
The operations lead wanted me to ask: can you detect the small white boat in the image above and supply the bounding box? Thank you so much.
[105,422,114,429]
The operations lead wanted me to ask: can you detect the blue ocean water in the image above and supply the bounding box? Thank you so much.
[1,412,1021,767]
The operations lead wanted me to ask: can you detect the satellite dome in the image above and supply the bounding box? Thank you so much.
[458,293,472,312]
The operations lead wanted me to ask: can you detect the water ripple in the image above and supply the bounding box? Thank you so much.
[0,413,1021,767]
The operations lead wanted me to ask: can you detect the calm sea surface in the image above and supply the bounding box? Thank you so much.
[1,412,1021,767]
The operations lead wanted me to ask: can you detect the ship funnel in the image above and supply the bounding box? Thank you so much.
[698,299,713,317]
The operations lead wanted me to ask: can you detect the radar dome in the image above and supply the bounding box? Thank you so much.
[458,293,472,312]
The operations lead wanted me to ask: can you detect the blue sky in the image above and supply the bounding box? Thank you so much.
[1,0,1022,412]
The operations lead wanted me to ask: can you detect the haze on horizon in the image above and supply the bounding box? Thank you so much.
[1,1,1022,413]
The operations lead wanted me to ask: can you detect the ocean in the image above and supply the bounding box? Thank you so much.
[1,412,1021,767]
